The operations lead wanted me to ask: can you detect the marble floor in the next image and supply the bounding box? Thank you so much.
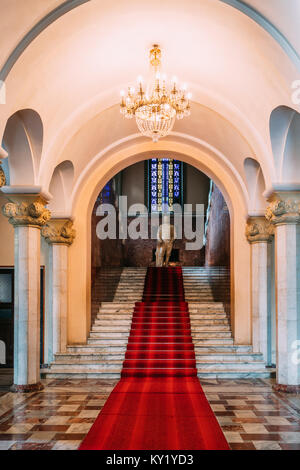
[0,375,300,450]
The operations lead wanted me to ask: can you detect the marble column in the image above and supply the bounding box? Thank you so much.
[2,194,51,392]
[42,219,75,362]
[266,192,300,393]
[246,217,273,363]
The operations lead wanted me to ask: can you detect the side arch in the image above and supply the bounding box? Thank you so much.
[48,160,75,216]
[244,157,267,214]
[270,105,300,183]
[2,109,43,185]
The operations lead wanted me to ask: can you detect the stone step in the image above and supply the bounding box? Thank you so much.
[184,280,229,282]
[113,298,142,302]
[194,345,252,353]
[188,303,225,308]
[49,360,123,370]
[195,352,263,362]
[114,284,145,288]
[67,345,126,353]
[88,338,129,345]
[43,369,121,379]
[191,325,230,331]
[190,317,228,323]
[94,319,132,326]
[191,331,232,338]
[195,360,266,370]
[190,312,228,317]
[89,331,129,338]
[184,286,229,288]
[183,278,229,280]
[113,288,145,290]
[55,352,125,361]
[99,302,136,307]
[185,298,228,301]
[92,326,130,332]
[96,315,133,321]
[197,369,275,379]
[193,338,234,345]
[98,307,135,311]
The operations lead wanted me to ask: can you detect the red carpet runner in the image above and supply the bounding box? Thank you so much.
[79,267,229,450]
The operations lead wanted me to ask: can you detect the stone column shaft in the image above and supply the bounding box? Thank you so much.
[246,217,273,363]
[275,223,299,388]
[14,226,41,387]
[51,244,68,356]
[42,219,75,361]
[2,193,51,392]
[251,243,269,359]
[266,192,300,393]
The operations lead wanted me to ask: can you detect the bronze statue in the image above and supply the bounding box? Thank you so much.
[156,215,176,267]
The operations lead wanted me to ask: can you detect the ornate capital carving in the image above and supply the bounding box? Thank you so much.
[245,217,274,243]
[0,161,5,188]
[2,196,51,227]
[266,193,300,225]
[42,219,76,246]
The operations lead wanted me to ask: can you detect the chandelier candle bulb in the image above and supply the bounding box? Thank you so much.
[119,45,191,142]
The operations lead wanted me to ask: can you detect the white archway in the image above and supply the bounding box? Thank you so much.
[67,139,251,346]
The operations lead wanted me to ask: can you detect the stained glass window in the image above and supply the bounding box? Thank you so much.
[148,159,183,212]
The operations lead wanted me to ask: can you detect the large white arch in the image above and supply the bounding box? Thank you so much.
[67,139,251,346]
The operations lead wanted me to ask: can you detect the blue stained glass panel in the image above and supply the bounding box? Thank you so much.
[148,159,183,212]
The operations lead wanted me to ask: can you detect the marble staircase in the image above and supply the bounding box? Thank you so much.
[43,268,147,379]
[44,266,274,379]
[183,267,274,379]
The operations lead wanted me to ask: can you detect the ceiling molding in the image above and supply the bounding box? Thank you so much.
[0,0,299,82]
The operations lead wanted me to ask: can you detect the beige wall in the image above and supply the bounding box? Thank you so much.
[185,165,210,210]
[121,161,145,208]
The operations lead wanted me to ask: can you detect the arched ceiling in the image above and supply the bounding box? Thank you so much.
[0,0,299,214]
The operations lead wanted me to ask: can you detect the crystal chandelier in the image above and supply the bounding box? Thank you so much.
[120,45,191,143]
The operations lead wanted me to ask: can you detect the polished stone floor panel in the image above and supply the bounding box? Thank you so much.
[0,377,299,450]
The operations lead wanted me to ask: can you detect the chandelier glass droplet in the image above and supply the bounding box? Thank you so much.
[120,45,191,143]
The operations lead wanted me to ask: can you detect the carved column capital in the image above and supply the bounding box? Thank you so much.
[245,217,274,244]
[266,192,300,225]
[2,195,51,228]
[41,219,76,246]
[0,161,5,188]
